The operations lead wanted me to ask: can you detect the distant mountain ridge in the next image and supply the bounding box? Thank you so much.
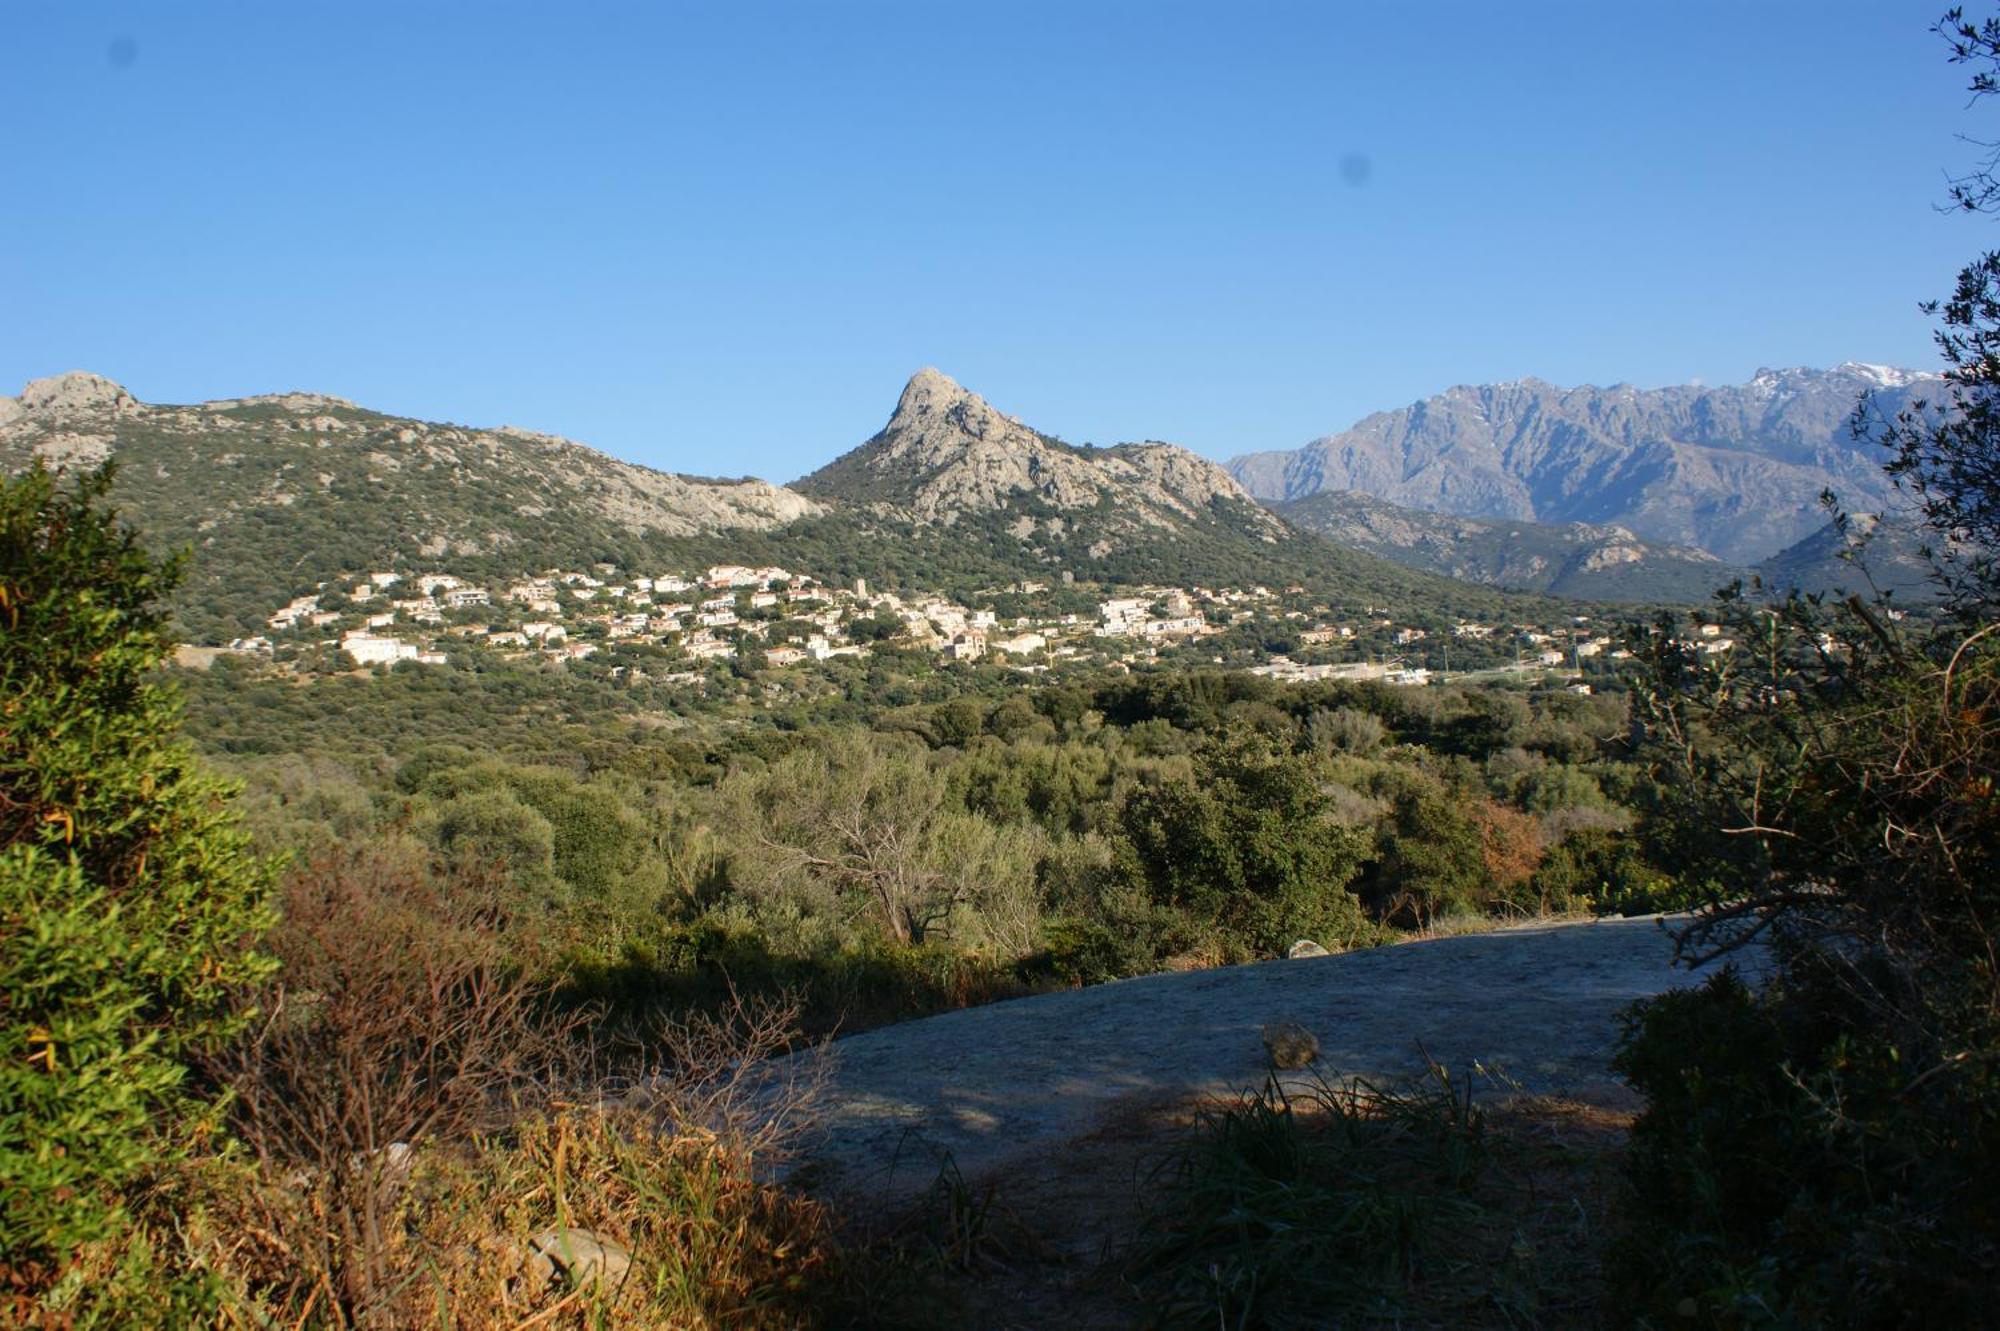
[0,370,823,638]
[0,368,1526,641]
[788,368,1510,613]
[1279,488,1948,603]
[1229,364,1938,564]
[1275,490,1734,603]
[3,363,1945,638]
[0,370,820,540]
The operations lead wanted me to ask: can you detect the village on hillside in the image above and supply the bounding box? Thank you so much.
[197,559,1695,694]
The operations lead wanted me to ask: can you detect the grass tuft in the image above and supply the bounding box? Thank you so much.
[1127,1064,1618,1329]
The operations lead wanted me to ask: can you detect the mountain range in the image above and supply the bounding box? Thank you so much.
[1272,491,1737,603]
[0,367,1519,641]
[0,363,1947,640]
[1228,363,1935,565]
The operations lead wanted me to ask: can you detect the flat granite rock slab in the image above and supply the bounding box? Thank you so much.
[778,915,1753,1204]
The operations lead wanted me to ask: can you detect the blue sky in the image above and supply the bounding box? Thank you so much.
[1,2,1987,480]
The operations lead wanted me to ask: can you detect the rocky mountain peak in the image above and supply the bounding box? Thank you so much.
[799,370,1288,544]
[893,367,977,418]
[16,371,137,415]
[882,367,1022,452]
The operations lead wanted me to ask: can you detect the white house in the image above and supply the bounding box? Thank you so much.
[342,632,420,666]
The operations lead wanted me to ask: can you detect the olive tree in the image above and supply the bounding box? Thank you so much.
[723,733,1044,948]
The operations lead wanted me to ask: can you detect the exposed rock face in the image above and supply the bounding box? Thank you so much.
[17,371,137,416]
[203,391,361,411]
[30,433,115,471]
[800,368,1286,541]
[489,425,820,534]
[1230,365,1939,564]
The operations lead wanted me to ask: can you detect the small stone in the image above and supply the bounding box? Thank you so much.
[514,1242,556,1289]
[346,1140,415,1179]
[1261,1021,1319,1069]
[528,1227,632,1293]
[475,1236,555,1292]
[1285,939,1331,959]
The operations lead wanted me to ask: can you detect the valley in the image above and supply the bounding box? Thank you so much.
[8,5,1997,1324]
[2,348,1979,1331]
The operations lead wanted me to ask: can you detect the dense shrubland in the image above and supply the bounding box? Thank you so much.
[182,650,1674,1044]
[0,461,1679,1325]
[0,463,852,1326]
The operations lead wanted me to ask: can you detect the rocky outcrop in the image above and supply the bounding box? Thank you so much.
[203,391,362,411]
[1231,365,1939,564]
[16,371,137,416]
[783,917,1748,1208]
[484,425,821,535]
[800,368,1286,542]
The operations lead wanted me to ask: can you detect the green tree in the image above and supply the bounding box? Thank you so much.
[1366,779,1489,927]
[1608,14,2000,1319]
[1870,8,2000,598]
[1117,743,1371,956]
[425,786,559,891]
[1305,705,1387,756]
[0,464,275,1299]
[723,733,1044,947]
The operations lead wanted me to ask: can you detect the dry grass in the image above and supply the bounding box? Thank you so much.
[163,1106,838,1329]
[78,845,852,1330]
[38,1041,845,1330]
[1412,905,1597,941]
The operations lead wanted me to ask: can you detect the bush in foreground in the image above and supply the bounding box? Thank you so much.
[0,463,274,1316]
